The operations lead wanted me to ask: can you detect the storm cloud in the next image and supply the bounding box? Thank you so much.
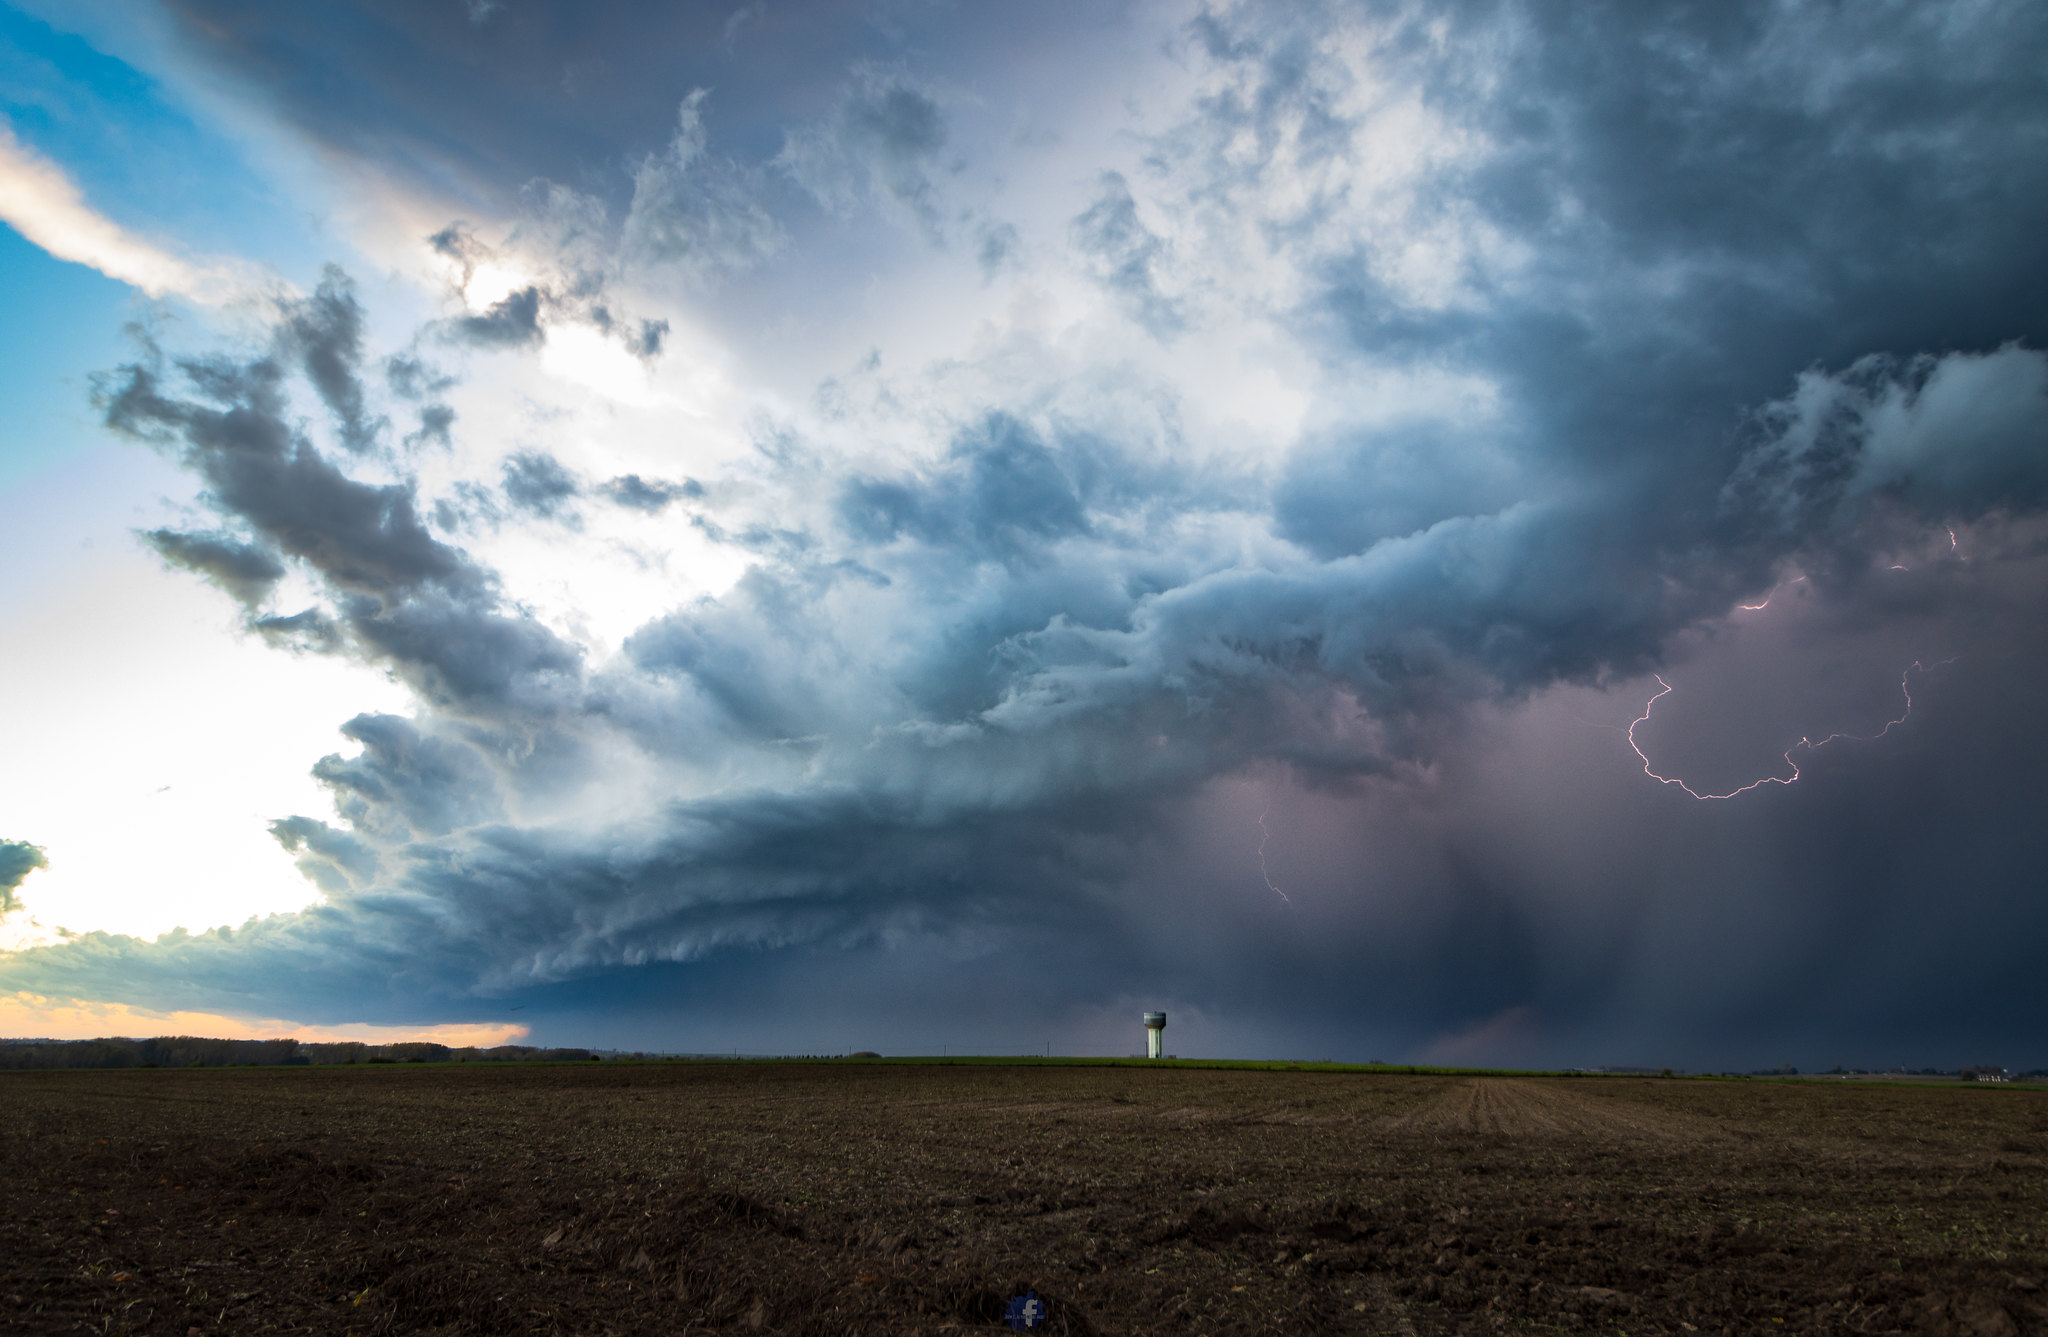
[500,451,580,521]
[0,841,46,915]
[5,0,2048,1068]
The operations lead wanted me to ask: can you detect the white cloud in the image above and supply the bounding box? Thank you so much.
[0,121,255,303]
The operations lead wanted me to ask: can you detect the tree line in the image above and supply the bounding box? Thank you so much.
[0,1036,603,1069]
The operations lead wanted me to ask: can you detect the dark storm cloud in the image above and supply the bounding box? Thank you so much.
[585,310,668,361]
[599,473,699,513]
[499,451,580,521]
[276,266,381,452]
[150,1,767,216]
[148,0,1125,216]
[340,586,582,712]
[449,284,544,348]
[732,0,2046,1067]
[139,528,286,608]
[629,319,666,359]
[426,223,489,287]
[0,840,46,914]
[10,1,2048,1067]
[1274,421,1523,559]
[385,355,458,449]
[986,0,2048,734]
[251,607,343,655]
[1413,559,2048,1070]
[838,414,1090,561]
[0,756,1141,1022]
[98,352,473,596]
[1726,347,2048,536]
[268,814,381,896]
[405,403,456,450]
[92,318,583,715]
[312,714,504,842]
[383,353,453,401]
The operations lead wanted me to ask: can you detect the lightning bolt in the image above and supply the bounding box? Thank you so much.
[1737,574,1806,612]
[1750,528,1958,602]
[1629,659,1952,800]
[1889,526,1965,572]
[1256,804,1293,906]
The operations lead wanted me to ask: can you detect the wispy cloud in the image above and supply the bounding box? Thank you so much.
[0,120,254,303]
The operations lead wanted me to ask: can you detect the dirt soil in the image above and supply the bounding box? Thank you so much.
[2,1064,2045,1335]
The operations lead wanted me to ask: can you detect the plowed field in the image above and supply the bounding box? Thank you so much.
[2,1063,2044,1334]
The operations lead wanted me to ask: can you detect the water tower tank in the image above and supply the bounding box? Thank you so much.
[1143,1011,1167,1060]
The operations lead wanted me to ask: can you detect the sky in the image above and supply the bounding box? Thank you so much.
[1,0,2045,1069]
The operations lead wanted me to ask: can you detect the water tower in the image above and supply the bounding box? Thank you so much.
[1143,1011,1167,1059]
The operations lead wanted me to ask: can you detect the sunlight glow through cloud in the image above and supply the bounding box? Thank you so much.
[0,550,408,942]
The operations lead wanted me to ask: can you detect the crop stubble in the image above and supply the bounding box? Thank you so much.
[1,1064,2044,1335]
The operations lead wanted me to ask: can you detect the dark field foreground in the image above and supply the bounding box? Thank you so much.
[3,1065,2045,1335]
